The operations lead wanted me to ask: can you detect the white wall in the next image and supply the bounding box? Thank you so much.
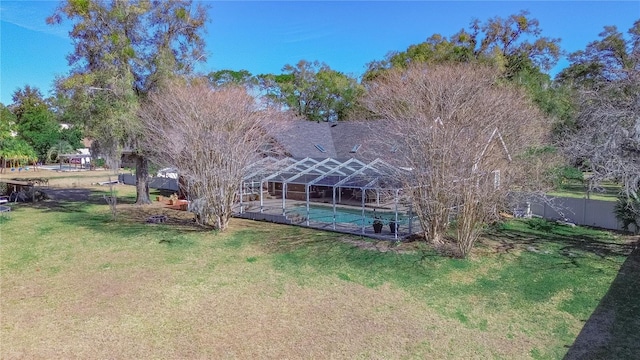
[530,197,636,233]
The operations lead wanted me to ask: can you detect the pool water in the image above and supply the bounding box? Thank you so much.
[288,204,407,227]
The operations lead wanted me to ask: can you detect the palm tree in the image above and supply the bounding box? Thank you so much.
[0,137,37,172]
[46,140,76,163]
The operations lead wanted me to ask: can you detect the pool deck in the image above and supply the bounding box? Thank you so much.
[237,198,421,241]
[241,198,409,214]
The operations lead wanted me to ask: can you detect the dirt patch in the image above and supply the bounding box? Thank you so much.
[116,201,206,228]
[341,237,423,254]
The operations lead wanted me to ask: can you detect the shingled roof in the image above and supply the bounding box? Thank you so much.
[330,121,389,161]
[271,121,338,158]
[272,120,392,161]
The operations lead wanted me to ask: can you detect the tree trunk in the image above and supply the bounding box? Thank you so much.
[135,154,151,205]
[217,213,230,232]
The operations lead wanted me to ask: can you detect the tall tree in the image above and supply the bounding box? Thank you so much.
[10,86,62,162]
[139,81,290,231]
[0,104,38,172]
[557,20,639,86]
[207,69,256,88]
[16,106,61,162]
[511,62,575,135]
[363,11,570,143]
[258,60,362,122]
[361,63,553,257]
[48,0,208,204]
[11,85,50,124]
[363,11,561,81]
[558,20,640,196]
[0,104,16,141]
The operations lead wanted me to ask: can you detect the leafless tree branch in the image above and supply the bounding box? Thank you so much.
[139,80,290,231]
[361,63,554,257]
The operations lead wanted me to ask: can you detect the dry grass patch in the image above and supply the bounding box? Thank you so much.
[2,260,539,359]
[1,168,118,187]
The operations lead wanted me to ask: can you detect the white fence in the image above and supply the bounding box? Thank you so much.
[530,196,636,232]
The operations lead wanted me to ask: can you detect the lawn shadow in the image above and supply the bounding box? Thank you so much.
[253,223,437,287]
[15,187,212,239]
[10,187,137,214]
[487,221,639,358]
[484,222,634,265]
[564,244,640,359]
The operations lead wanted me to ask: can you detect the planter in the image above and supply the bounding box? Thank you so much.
[373,222,383,234]
[389,222,397,233]
[156,196,164,202]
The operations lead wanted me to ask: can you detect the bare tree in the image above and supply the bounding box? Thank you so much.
[562,76,640,196]
[139,80,289,231]
[559,21,640,197]
[361,63,553,257]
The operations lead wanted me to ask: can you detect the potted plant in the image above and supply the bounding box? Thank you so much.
[373,217,383,233]
[389,220,397,234]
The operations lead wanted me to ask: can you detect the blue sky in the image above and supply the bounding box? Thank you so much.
[1,1,638,105]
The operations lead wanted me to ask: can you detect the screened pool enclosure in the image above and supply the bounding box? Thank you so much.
[236,157,420,239]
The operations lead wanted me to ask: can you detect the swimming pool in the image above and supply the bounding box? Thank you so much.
[288,204,408,227]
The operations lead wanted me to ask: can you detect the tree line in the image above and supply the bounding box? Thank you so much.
[1,1,637,255]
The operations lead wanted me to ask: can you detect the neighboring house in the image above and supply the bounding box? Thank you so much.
[72,138,94,166]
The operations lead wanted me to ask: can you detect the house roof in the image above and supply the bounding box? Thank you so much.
[273,120,393,161]
[271,121,338,158]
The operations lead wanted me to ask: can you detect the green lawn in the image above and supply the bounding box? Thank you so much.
[1,196,638,359]
[548,182,621,201]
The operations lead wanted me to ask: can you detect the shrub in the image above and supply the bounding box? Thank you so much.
[527,217,554,232]
[614,193,640,234]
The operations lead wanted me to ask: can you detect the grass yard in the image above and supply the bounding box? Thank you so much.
[1,171,638,359]
[548,182,621,202]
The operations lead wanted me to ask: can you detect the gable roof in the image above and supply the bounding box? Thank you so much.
[272,120,514,172]
[472,128,512,172]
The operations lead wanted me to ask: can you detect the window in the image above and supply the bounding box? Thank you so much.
[350,144,361,153]
[314,144,326,153]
